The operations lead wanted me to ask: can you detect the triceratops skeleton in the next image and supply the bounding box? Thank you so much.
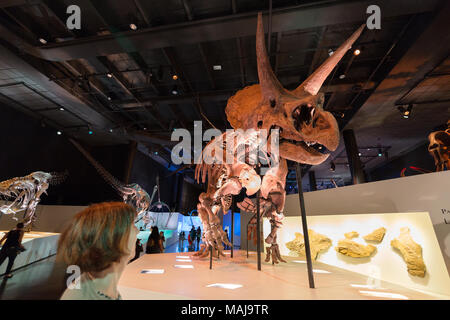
[0,171,66,226]
[69,139,151,222]
[193,13,364,263]
[428,120,450,171]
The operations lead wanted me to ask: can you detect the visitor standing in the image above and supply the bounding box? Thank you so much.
[130,239,143,263]
[159,231,166,252]
[0,222,25,278]
[146,226,163,254]
[196,226,201,249]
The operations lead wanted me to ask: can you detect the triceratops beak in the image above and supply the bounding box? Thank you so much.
[256,12,286,105]
[294,24,365,96]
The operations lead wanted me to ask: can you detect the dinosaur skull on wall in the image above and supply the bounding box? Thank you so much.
[226,13,364,165]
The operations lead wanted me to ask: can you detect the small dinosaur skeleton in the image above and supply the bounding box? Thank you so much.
[69,139,151,222]
[0,171,67,226]
[193,13,364,263]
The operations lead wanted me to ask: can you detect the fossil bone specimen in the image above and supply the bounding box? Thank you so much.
[344,231,359,239]
[193,13,364,263]
[364,227,386,243]
[335,239,376,258]
[286,230,332,260]
[70,139,151,222]
[428,120,450,171]
[0,171,66,226]
[391,227,426,277]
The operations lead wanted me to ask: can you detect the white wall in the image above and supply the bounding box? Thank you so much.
[0,202,85,233]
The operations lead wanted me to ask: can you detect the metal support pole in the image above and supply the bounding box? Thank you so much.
[256,189,261,271]
[209,245,213,270]
[343,129,366,185]
[246,222,249,258]
[295,163,315,289]
[231,206,235,258]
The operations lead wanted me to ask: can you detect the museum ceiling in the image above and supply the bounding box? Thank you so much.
[0,0,449,189]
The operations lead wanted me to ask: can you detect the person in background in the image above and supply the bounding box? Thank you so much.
[57,202,138,300]
[196,226,201,250]
[130,239,143,263]
[159,231,166,252]
[0,222,26,279]
[189,226,196,251]
[146,226,163,254]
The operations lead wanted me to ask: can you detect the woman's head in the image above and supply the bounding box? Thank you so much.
[57,202,138,274]
[150,226,159,240]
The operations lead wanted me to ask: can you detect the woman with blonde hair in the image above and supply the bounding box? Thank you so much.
[57,202,138,300]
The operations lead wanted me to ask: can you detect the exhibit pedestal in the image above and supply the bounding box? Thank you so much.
[118,251,449,300]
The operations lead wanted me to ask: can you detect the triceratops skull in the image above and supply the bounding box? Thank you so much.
[226,13,364,165]
[428,120,450,171]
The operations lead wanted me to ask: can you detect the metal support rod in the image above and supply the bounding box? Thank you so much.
[246,222,249,258]
[231,205,235,258]
[256,189,261,271]
[295,163,315,289]
[209,245,213,270]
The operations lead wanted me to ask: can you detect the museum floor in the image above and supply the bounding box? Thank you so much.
[118,250,450,300]
[1,250,449,300]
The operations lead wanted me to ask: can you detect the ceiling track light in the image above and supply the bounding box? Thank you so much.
[129,23,137,30]
[330,161,336,172]
[353,48,361,56]
[172,85,178,95]
[397,104,413,119]
[39,38,47,45]
[107,73,113,78]
[378,148,383,157]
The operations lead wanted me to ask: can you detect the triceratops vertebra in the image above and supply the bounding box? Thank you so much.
[193,13,364,263]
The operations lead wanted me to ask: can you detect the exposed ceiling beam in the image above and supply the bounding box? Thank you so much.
[3,0,439,61]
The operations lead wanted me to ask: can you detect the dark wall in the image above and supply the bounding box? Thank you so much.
[0,104,129,205]
[369,142,436,181]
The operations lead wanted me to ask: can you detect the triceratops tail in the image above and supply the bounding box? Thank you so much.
[69,138,126,194]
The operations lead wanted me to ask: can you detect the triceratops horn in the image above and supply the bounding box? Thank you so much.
[256,12,285,104]
[294,24,365,96]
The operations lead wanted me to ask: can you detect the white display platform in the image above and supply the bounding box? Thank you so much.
[118,251,449,300]
[264,212,450,297]
[0,231,59,275]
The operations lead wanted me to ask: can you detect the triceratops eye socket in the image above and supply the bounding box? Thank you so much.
[270,99,276,108]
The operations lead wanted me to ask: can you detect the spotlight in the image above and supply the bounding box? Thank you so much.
[378,148,382,157]
[129,23,137,30]
[328,49,334,56]
[358,152,362,157]
[330,161,336,172]
[339,74,346,79]
[39,38,47,45]
[143,127,147,130]
[397,104,413,119]
[59,107,65,111]
[109,128,113,133]
[107,73,113,78]
[107,96,111,101]
[353,49,361,56]
[172,74,178,80]
[154,151,158,155]
[57,131,62,135]
[88,127,93,135]
[213,65,222,71]
[172,85,178,95]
